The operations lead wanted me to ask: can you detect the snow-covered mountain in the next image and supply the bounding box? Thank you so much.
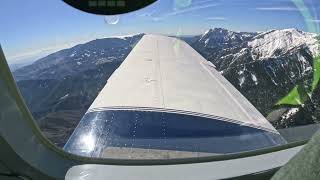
[198,28,257,48]
[192,28,318,70]
[248,29,318,59]
[189,28,319,128]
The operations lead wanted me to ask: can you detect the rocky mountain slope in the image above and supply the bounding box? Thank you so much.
[14,34,143,81]
[188,28,319,128]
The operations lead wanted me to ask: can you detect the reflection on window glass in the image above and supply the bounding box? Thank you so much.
[1,0,320,159]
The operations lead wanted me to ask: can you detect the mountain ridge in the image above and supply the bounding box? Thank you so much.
[13,33,144,81]
[189,27,319,128]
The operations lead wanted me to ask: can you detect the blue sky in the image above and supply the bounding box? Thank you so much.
[0,0,319,63]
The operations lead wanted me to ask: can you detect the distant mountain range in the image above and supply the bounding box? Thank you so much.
[12,29,319,146]
[9,60,35,71]
[14,34,144,81]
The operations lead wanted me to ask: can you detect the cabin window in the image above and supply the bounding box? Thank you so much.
[1,0,320,160]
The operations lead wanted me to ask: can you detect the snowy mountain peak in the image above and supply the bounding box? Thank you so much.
[201,28,236,40]
[248,28,319,59]
[199,28,256,48]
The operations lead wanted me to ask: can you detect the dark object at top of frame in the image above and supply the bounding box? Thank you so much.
[63,0,157,15]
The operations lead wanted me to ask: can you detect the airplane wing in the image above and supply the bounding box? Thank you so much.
[0,36,310,180]
[63,35,286,158]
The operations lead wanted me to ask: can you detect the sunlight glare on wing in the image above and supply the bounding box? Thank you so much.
[80,132,96,153]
